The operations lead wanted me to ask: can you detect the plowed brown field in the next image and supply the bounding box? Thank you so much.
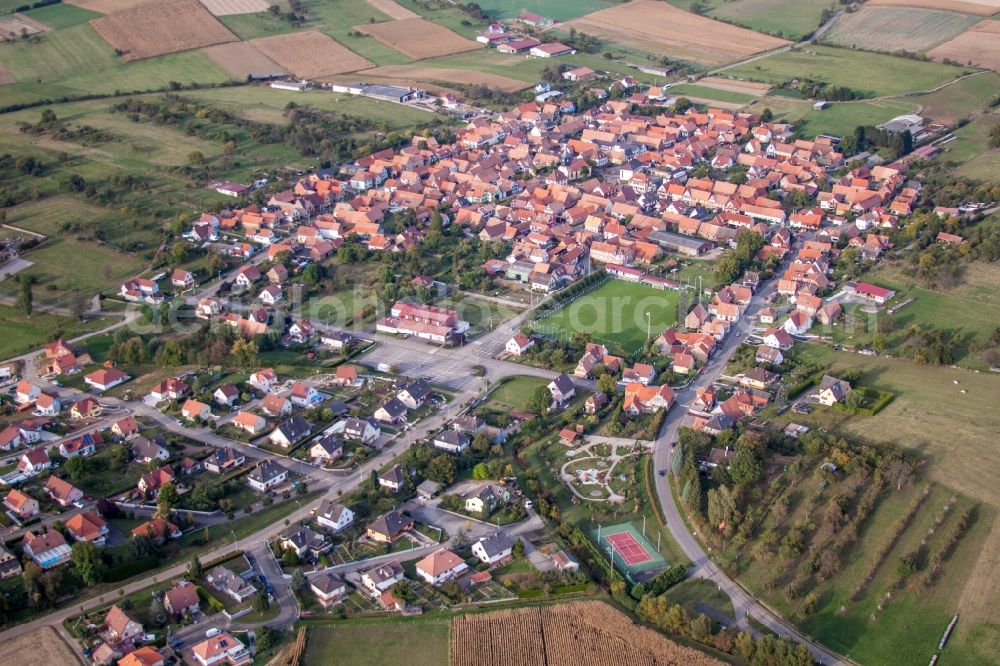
[91,0,237,60]
[928,20,1000,70]
[356,18,481,59]
[250,30,373,78]
[566,0,788,67]
[203,41,284,78]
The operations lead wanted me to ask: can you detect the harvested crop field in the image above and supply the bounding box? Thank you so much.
[66,0,151,12]
[867,0,1000,15]
[203,40,283,78]
[697,76,771,95]
[928,20,1000,70]
[199,0,270,14]
[0,13,48,40]
[91,0,237,60]
[6,626,82,666]
[566,0,788,67]
[451,601,724,666]
[823,6,979,53]
[356,18,481,59]
[358,64,530,91]
[364,0,418,19]
[250,30,373,78]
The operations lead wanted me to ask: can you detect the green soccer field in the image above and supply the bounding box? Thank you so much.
[535,279,679,354]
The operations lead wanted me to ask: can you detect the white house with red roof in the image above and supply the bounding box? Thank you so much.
[84,368,129,391]
[505,332,533,356]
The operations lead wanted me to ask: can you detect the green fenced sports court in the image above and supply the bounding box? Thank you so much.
[594,521,667,581]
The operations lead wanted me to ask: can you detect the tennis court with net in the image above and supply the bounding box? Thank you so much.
[593,521,667,581]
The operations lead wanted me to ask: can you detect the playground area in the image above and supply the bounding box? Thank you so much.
[595,521,667,581]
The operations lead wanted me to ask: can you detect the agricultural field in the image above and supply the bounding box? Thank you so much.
[744,96,920,138]
[724,44,968,97]
[566,0,789,68]
[250,30,373,78]
[534,280,677,354]
[668,83,757,106]
[465,0,626,22]
[0,12,46,39]
[65,0,150,12]
[451,602,725,666]
[945,113,1000,181]
[181,84,437,126]
[867,0,1000,16]
[356,63,530,92]
[905,70,1000,123]
[364,0,417,20]
[91,0,237,61]
[704,0,835,40]
[305,619,450,666]
[22,2,102,28]
[822,6,979,54]
[697,76,772,95]
[356,17,480,60]
[4,627,81,666]
[0,22,118,83]
[201,40,283,78]
[828,261,1000,368]
[199,0,271,15]
[295,0,409,66]
[783,344,1000,506]
[718,447,995,666]
[928,19,1000,70]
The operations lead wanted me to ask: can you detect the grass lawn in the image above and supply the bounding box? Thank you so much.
[0,236,146,305]
[22,3,103,29]
[723,44,968,97]
[905,71,1000,124]
[744,95,919,138]
[668,84,757,105]
[535,279,678,353]
[780,344,1000,508]
[488,376,550,411]
[304,618,450,666]
[664,578,736,623]
[942,112,1000,183]
[297,0,409,66]
[705,0,832,40]
[827,261,1000,367]
[218,11,300,40]
[185,86,438,128]
[0,304,114,359]
[0,24,118,84]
